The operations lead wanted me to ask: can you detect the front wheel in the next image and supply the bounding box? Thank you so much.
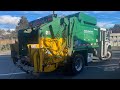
[105,49,112,60]
[99,49,112,60]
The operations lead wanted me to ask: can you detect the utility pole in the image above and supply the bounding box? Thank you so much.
[52,11,56,17]
[53,11,55,15]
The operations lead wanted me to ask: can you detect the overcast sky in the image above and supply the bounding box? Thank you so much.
[0,11,119,30]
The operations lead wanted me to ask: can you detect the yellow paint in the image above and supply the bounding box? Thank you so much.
[39,48,44,72]
[44,64,56,72]
[27,38,68,73]
[27,44,39,64]
[33,50,39,72]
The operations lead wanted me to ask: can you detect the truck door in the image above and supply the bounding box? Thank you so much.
[100,29,107,58]
[102,30,106,57]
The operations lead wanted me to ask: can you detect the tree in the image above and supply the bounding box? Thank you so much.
[15,16,29,32]
[0,29,5,35]
[10,30,17,39]
[14,16,29,38]
[7,29,11,33]
[109,24,120,33]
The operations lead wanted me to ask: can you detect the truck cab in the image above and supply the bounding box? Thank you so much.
[97,28,112,60]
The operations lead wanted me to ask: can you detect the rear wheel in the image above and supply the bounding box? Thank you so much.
[63,54,84,75]
[11,51,18,64]
[12,57,18,65]
[72,54,84,74]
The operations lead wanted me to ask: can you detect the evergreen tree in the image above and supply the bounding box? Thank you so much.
[14,16,29,38]
[110,24,120,33]
[15,16,29,32]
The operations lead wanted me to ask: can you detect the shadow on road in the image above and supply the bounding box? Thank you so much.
[32,58,120,79]
[0,51,120,79]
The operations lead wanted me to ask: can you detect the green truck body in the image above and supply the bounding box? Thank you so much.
[18,12,99,56]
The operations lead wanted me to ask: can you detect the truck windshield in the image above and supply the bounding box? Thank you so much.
[106,31,110,41]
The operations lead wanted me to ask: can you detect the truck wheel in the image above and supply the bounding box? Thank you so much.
[63,54,85,76]
[11,51,18,64]
[69,54,84,75]
[11,51,14,58]
[106,49,112,60]
[99,49,112,61]
[12,57,18,65]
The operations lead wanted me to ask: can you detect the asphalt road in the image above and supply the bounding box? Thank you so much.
[0,51,120,79]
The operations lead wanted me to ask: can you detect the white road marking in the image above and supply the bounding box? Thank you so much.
[112,58,120,60]
[85,64,119,68]
[0,55,10,56]
[0,72,26,76]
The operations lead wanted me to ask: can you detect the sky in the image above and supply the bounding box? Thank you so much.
[0,11,120,31]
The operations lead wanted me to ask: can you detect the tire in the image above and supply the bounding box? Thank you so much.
[99,49,112,61]
[106,49,112,60]
[11,51,14,58]
[12,57,18,65]
[11,51,18,64]
[63,54,85,75]
[71,54,84,75]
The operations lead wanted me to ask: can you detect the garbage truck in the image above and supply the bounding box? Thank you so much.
[10,12,112,75]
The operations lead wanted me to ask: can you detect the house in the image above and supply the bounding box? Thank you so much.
[110,33,120,46]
